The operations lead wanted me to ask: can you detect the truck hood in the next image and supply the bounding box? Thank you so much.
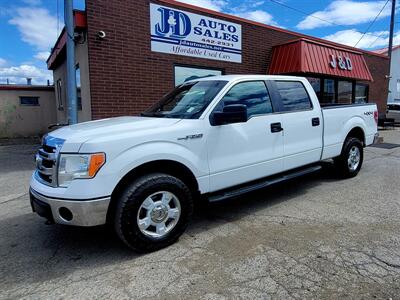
[49,116,181,152]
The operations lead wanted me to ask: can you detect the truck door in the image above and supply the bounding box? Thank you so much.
[207,80,284,192]
[272,80,323,171]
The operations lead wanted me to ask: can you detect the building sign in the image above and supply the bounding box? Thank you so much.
[150,4,242,63]
[329,54,353,71]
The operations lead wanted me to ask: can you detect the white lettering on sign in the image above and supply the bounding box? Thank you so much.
[329,54,337,68]
[150,4,242,63]
[329,55,353,71]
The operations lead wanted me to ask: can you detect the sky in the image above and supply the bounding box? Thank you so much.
[0,0,399,85]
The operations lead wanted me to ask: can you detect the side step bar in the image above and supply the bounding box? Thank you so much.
[208,164,322,202]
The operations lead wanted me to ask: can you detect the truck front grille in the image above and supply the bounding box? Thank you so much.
[35,136,64,187]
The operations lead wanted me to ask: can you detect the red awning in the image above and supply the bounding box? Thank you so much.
[269,38,373,81]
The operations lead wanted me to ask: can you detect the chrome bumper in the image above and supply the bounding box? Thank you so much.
[30,188,110,226]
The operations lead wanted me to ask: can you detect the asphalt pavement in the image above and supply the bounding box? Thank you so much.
[1,130,400,299]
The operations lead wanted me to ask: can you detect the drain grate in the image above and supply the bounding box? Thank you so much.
[369,143,400,149]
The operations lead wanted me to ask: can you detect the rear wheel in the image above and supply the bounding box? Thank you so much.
[334,137,363,178]
[114,173,193,252]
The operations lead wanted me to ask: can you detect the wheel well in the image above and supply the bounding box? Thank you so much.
[346,127,365,146]
[106,160,199,223]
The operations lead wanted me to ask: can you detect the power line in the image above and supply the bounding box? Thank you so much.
[368,31,387,48]
[368,2,398,48]
[354,0,390,47]
[57,0,60,36]
[267,0,343,28]
[267,0,389,39]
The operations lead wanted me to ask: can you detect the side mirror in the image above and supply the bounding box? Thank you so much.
[211,104,248,126]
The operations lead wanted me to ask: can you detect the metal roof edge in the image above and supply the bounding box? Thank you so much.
[0,85,54,91]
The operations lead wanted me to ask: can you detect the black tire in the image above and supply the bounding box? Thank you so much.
[334,137,364,178]
[114,173,193,252]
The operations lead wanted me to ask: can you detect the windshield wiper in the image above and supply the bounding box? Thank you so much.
[140,112,166,118]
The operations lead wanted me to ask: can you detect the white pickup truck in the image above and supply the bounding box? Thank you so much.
[30,75,379,252]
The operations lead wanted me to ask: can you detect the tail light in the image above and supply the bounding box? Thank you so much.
[373,111,378,125]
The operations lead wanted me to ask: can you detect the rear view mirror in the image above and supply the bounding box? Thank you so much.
[211,104,248,126]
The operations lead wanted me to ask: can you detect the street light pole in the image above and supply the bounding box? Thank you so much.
[65,0,78,124]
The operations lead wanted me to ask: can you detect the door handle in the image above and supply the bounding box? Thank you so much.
[270,122,283,133]
[312,117,320,127]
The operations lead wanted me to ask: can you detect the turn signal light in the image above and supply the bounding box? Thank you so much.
[88,153,106,177]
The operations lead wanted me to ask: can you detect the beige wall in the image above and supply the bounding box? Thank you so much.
[0,88,56,138]
[53,36,92,123]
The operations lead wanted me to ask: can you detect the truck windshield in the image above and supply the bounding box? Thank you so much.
[142,80,228,119]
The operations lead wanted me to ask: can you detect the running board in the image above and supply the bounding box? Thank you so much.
[208,164,322,202]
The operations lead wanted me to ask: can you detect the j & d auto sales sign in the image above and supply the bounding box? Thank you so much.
[150,4,242,63]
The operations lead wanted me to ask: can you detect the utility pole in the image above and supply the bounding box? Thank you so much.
[388,0,396,65]
[65,0,78,124]
[387,0,396,104]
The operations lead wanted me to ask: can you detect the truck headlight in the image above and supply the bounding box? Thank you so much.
[58,153,106,187]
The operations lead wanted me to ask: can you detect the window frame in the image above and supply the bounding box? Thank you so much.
[19,96,40,106]
[337,79,354,104]
[305,75,369,105]
[211,80,276,121]
[76,64,82,111]
[306,77,321,100]
[56,79,64,110]
[173,64,225,87]
[396,79,400,100]
[321,78,337,104]
[270,80,314,113]
[354,82,369,104]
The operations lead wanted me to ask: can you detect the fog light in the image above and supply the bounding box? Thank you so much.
[59,207,73,221]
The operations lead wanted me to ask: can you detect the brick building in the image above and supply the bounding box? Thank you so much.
[47,0,390,123]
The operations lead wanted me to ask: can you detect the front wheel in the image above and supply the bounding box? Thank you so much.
[114,173,193,252]
[334,137,364,178]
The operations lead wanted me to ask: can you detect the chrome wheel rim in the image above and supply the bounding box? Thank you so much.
[137,191,181,239]
[348,146,360,172]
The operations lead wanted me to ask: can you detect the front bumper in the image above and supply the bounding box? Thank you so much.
[30,188,110,226]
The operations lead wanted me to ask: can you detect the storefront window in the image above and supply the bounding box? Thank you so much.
[322,79,336,104]
[174,65,223,86]
[338,80,353,104]
[306,77,321,99]
[355,84,368,103]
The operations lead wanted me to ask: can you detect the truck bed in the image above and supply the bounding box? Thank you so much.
[321,103,377,160]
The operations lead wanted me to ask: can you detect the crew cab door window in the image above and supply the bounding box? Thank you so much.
[216,81,273,117]
[275,81,312,111]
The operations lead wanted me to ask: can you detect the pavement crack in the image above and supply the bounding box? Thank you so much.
[372,256,400,269]
[0,193,28,205]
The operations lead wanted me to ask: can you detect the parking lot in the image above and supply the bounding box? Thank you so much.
[1,130,400,299]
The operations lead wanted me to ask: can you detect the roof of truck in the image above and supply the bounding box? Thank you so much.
[192,74,306,82]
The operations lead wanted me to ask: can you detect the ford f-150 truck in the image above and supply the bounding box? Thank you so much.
[30,75,379,252]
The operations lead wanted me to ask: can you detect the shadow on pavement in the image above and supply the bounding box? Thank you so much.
[0,162,339,290]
